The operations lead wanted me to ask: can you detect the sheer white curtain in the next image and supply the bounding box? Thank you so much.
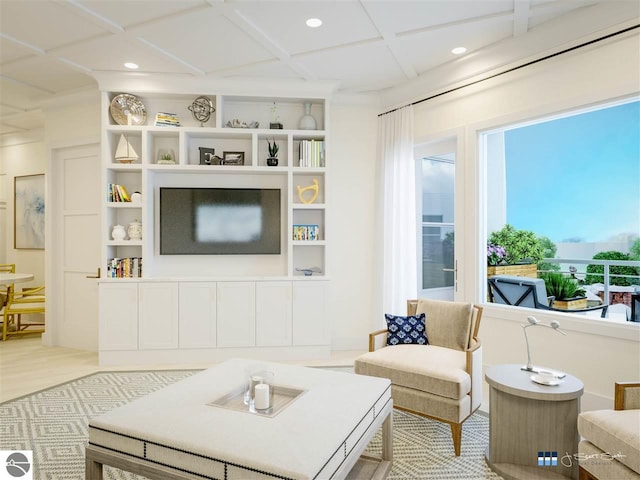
[376,105,417,319]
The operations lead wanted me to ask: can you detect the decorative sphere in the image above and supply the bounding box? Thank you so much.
[188,96,215,124]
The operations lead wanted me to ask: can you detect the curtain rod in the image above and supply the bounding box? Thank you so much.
[378,23,640,117]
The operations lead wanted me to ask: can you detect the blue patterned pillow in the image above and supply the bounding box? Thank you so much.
[385,313,428,346]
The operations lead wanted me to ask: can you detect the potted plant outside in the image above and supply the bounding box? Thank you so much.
[266,138,279,167]
[540,272,588,310]
[487,224,544,278]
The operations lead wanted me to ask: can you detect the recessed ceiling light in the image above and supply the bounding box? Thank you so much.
[124,62,139,69]
[306,18,322,28]
[451,47,467,55]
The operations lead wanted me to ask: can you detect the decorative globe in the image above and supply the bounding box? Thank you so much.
[188,96,215,126]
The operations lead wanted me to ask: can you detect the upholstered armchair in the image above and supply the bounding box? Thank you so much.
[578,382,640,480]
[354,299,482,456]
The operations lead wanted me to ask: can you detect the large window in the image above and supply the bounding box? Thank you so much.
[484,99,640,321]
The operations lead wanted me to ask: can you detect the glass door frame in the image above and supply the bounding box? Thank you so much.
[414,132,466,301]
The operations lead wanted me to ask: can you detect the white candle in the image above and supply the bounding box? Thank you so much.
[254,383,270,410]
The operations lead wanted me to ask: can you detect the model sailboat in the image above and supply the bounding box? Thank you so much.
[115,134,139,163]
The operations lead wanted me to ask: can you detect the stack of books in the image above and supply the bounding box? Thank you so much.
[293,224,320,241]
[107,183,131,202]
[299,140,325,167]
[155,112,180,127]
[107,257,142,278]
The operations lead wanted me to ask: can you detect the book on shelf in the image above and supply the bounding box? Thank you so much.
[107,257,142,278]
[155,112,181,127]
[107,183,131,202]
[293,224,320,241]
[298,140,325,167]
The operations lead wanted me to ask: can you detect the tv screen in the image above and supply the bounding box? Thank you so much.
[159,187,281,255]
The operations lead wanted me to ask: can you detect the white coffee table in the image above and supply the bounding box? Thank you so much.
[86,359,393,480]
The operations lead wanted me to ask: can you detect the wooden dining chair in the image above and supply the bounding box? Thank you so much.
[2,284,45,341]
[0,263,16,329]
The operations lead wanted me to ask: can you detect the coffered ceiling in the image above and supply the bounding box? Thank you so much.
[0,0,638,136]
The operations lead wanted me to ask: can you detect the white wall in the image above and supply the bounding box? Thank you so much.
[386,33,640,410]
[328,98,379,350]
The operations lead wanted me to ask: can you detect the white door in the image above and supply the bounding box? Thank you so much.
[50,143,101,350]
[415,136,463,301]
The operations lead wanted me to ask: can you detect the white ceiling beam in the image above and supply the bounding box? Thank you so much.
[0,33,46,55]
[359,1,418,81]
[221,7,317,81]
[0,74,55,95]
[397,11,515,38]
[135,37,205,76]
[53,0,125,34]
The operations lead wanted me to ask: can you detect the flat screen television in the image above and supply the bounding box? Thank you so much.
[159,187,281,255]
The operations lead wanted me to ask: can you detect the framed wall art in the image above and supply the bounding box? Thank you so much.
[14,174,45,249]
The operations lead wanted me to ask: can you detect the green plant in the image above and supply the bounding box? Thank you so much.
[585,251,640,286]
[540,272,586,300]
[630,238,640,261]
[267,138,279,157]
[161,153,173,161]
[537,235,560,272]
[488,224,544,265]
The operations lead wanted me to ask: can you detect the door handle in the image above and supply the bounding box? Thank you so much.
[86,267,101,279]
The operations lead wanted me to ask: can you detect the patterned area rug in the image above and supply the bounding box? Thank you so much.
[0,370,502,479]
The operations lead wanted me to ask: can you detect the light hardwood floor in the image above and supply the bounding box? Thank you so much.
[0,334,363,403]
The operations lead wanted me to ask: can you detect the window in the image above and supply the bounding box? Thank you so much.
[483,99,640,321]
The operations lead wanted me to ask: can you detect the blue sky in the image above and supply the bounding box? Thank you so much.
[504,100,640,243]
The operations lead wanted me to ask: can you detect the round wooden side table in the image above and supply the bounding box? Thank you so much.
[485,364,584,480]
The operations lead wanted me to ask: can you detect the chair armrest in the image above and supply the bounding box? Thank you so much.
[369,329,388,352]
[13,286,45,303]
[614,382,640,410]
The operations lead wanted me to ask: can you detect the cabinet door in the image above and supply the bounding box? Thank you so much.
[256,281,292,346]
[292,281,328,346]
[217,282,255,348]
[139,283,178,350]
[99,283,138,351]
[179,282,217,348]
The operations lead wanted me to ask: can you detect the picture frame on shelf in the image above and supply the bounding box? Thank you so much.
[223,151,245,166]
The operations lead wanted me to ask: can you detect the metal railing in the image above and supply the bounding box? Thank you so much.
[539,258,640,302]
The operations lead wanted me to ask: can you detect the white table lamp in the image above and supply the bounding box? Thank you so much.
[521,315,567,378]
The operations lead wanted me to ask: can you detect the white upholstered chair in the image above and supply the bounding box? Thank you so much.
[354,298,483,456]
[578,382,640,480]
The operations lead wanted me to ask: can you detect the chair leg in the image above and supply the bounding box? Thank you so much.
[2,313,9,341]
[450,422,462,456]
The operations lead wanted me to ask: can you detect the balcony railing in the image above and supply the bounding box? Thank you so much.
[539,258,640,304]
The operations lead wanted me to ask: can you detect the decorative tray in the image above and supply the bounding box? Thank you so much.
[207,385,305,418]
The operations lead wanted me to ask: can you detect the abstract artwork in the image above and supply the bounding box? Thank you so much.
[14,174,45,249]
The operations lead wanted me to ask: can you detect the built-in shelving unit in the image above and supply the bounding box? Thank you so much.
[99,90,331,365]
[102,92,328,280]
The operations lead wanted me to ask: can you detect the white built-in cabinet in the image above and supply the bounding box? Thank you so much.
[216,282,256,348]
[178,283,217,348]
[99,283,138,351]
[293,281,328,346]
[98,89,330,365]
[138,283,179,350]
[256,281,292,347]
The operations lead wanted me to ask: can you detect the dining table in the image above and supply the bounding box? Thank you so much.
[0,272,35,308]
[0,272,34,286]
